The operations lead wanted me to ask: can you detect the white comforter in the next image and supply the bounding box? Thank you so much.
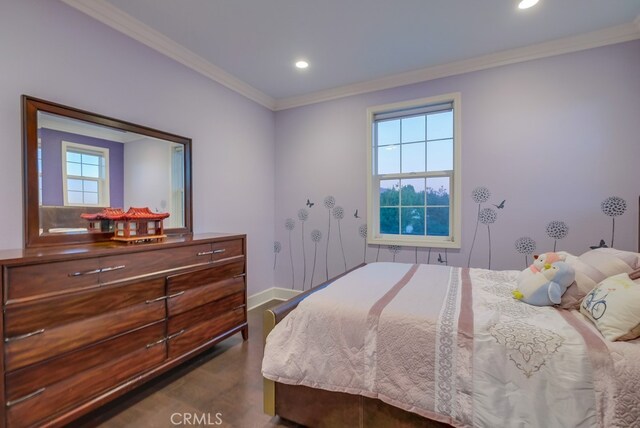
[262,262,640,427]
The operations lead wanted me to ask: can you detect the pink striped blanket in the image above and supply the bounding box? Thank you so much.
[262,262,640,427]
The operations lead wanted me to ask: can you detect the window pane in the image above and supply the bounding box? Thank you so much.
[426,139,453,171]
[380,180,399,206]
[401,116,425,143]
[84,192,98,205]
[83,180,98,192]
[401,178,425,206]
[427,207,449,236]
[401,142,425,173]
[67,179,83,191]
[380,208,399,234]
[68,191,83,204]
[426,177,450,205]
[83,164,100,178]
[81,153,100,165]
[377,145,400,174]
[67,162,82,176]
[377,120,400,146]
[401,207,425,235]
[427,110,453,140]
[67,152,81,163]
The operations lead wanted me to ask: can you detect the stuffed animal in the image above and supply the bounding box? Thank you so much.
[513,261,575,306]
[517,252,567,283]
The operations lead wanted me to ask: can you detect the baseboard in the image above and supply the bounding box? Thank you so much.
[248,287,301,310]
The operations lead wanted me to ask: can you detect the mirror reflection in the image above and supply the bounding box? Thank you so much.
[37,111,185,235]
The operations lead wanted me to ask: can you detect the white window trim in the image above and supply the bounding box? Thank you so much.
[61,141,111,207]
[366,92,462,249]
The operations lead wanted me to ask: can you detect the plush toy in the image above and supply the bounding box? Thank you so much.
[513,261,575,306]
[517,252,567,283]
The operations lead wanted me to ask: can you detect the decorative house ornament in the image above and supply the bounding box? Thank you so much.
[82,207,169,243]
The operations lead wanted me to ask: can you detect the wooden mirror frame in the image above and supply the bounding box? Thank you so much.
[22,95,193,248]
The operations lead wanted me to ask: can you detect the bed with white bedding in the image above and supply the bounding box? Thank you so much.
[262,262,640,427]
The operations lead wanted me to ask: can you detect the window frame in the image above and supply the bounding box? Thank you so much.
[366,92,462,249]
[61,141,110,207]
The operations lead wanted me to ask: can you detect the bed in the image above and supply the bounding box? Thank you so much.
[262,253,640,427]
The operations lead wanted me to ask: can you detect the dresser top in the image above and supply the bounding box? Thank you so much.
[0,233,245,265]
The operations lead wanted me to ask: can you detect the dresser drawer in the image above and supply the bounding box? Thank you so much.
[6,258,101,302]
[5,322,165,405]
[4,277,165,337]
[211,238,244,262]
[5,300,166,371]
[169,291,245,334]
[167,260,244,295]
[166,264,245,316]
[99,243,214,283]
[6,340,166,428]
[168,306,245,359]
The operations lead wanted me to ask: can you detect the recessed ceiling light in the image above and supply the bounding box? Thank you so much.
[518,0,539,9]
[295,60,309,69]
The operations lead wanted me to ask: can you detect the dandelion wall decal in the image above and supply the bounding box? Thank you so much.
[358,224,368,263]
[546,220,568,252]
[333,206,347,272]
[388,245,401,262]
[273,241,281,270]
[285,218,296,289]
[298,208,309,290]
[427,247,432,264]
[601,196,627,247]
[515,236,536,268]
[479,207,497,269]
[324,196,336,280]
[310,229,322,288]
[468,186,491,267]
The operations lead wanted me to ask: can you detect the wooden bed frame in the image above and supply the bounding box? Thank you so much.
[262,265,450,428]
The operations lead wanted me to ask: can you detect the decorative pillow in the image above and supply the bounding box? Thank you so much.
[579,273,640,341]
[560,248,640,309]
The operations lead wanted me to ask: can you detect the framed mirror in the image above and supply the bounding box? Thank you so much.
[22,95,192,248]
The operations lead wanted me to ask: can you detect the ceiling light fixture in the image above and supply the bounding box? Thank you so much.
[518,0,539,9]
[295,60,309,69]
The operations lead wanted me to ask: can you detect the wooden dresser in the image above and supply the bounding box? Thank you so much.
[0,233,247,428]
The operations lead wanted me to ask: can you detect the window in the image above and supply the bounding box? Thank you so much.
[367,93,461,248]
[61,141,110,207]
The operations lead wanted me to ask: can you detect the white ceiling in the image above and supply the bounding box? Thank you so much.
[65,0,640,109]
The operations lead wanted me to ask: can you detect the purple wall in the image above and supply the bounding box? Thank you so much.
[274,40,640,289]
[39,128,124,207]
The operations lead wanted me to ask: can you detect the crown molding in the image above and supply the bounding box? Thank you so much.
[60,0,276,110]
[274,21,640,111]
[59,1,640,113]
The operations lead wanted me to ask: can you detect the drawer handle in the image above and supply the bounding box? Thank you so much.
[145,291,185,304]
[100,265,126,273]
[213,249,226,254]
[167,329,186,341]
[233,273,246,279]
[145,295,169,304]
[68,268,101,277]
[6,388,45,407]
[197,250,214,256]
[5,328,45,343]
[146,337,168,349]
[168,291,185,299]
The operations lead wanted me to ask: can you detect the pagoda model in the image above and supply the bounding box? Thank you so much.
[81,207,170,242]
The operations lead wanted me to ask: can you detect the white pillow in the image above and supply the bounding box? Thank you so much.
[561,248,640,309]
[579,273,640,341]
